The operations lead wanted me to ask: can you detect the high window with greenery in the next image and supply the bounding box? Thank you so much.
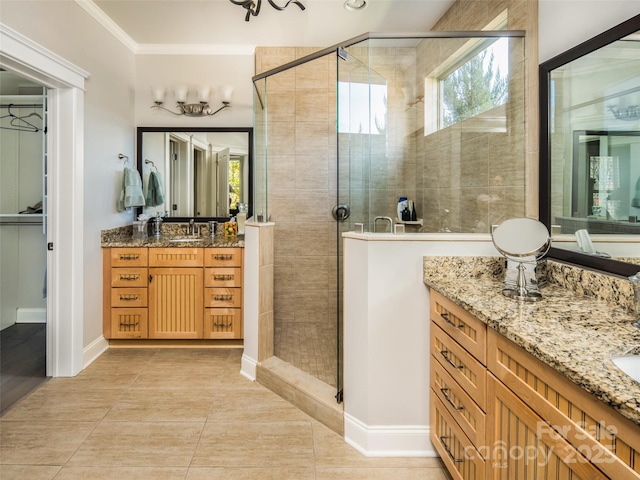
[440,37,509,128]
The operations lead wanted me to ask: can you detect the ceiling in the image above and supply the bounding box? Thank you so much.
[91,0,456,51]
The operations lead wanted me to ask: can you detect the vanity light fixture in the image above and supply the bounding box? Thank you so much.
[229,0,305,22]
[151,85,232,117]
[608,105,640,121]
[343,0,367,11]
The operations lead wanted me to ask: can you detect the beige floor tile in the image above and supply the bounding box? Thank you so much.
[192,421,314,467]
[104,389,214,422]
[0,465,61,480]
[129,370,224,390]
[66,421,203,467]
[315,467,449,479]
[186,466,317,479]
[53,466,187,479]
[206,388,312,423]
[2,389,121,422]
[312,422,443,468]
[0,421,96,465]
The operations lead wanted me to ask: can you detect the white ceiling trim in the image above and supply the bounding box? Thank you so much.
[136,44,256,56]
[75,0,138,53]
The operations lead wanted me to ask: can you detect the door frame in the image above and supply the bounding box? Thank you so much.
[1,23,89,377]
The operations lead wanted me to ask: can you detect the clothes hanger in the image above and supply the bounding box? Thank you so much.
[0,104,39,132]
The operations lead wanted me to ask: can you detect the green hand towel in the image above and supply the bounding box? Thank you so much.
[117,167,146,212]
[145,171,165,207]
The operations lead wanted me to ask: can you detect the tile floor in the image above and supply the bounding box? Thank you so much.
[0,348,448,479]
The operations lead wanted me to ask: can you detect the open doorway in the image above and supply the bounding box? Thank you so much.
[0,70,48,414]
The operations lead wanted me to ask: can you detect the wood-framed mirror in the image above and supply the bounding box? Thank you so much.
[136,127,253,222]
[539,14,640,277]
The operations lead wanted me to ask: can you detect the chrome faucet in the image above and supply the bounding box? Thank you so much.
[373,216,393,233]
[186,218,196,236]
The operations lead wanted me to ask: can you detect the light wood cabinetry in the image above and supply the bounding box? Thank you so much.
[103,248,149,339]
[103,246,243,341]
[430,289,640,480]
[430,290,488,480]
[203,247,243,339]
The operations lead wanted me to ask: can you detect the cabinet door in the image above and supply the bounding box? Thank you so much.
[111,308,148,339]
[149,267,203,339]
[487,374,608,480]
[203,308,242,339]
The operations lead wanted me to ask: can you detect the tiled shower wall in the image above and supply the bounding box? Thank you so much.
[253,0,539,385]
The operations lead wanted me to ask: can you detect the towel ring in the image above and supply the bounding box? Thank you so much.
[118,153,129,164]
[145,158,159,173]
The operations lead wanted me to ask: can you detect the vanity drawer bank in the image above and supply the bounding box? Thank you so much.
[102,232,244,343]
[424,257,640,480]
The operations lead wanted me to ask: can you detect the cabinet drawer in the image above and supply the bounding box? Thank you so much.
[148,247,203,267]
[110,308,148,339]
[204,287,242,308]
[204,248,243,267]
[432,323,486,410]
[203,308,242,339]
[111,267,148,287]
[110,248,148,267]
[111,287,147,307]
[204,267,242,287]
[431,290,486,364]
[431,394,486,480]
[432,357,486,449]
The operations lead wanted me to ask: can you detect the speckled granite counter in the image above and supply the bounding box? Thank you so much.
[101,225,244,248]
[423,256,640,426]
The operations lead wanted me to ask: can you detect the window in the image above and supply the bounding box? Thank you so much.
[439,37,510,129]
[338,81,387,134]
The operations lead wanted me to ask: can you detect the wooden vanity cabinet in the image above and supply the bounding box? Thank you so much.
[103,247,149,339]
[103,246,243,341]
[430,289,640,480]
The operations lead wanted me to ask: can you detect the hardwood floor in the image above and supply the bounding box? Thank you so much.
[0,323,48,415]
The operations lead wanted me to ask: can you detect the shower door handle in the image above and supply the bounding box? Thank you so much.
[332,204,350,222]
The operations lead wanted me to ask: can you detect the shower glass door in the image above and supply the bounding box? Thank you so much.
[336,43,387,401]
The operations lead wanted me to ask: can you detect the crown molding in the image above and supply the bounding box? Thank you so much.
[74,0,138,53]
[75,0,255,56]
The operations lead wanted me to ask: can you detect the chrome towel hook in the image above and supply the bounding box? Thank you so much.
[118,153,129,164]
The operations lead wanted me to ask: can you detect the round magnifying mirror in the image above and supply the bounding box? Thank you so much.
[492,218,551,302]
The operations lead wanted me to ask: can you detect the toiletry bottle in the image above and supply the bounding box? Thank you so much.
[411,202,417,221]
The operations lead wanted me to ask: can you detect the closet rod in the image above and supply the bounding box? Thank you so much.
[0,222,43,226]
[0,103,43,108]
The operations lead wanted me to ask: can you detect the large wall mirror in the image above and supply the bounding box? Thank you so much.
[539,14,640,277]
[136,127,253,221]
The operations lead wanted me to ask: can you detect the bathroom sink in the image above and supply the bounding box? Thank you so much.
[611,353,640,383]
[167,237,202,243]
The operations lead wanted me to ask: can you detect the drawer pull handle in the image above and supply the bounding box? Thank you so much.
[119,294,140,301]
[213,274,234,281]
[440,388,464,411]
[212,322,233,328]
[439,436,465,463]
[441,312,464,329]
[214,295,233,301]
[440,350,464,370]
[119,321,139,327]
[119,274,140,281]
[119,254,140,261]
[214,254,233,261]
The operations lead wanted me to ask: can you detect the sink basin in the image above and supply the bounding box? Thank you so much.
[611,353,640,383]
[167,237,202,243]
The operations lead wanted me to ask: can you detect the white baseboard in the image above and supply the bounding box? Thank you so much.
[344,412,438,457]
[83,335,109,369]
[16,307,46,324]
[240,353,257,381]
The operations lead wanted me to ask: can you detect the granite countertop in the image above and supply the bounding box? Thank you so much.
[100,224,244,248]
[101,236,244,248]
[423,256,640,426]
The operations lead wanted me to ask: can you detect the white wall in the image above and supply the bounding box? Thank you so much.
[135,55,254,128]
[538,1,640,62]
[1,1,136,351]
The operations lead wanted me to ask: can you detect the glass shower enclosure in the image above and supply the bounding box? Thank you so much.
[252,31,526,401]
